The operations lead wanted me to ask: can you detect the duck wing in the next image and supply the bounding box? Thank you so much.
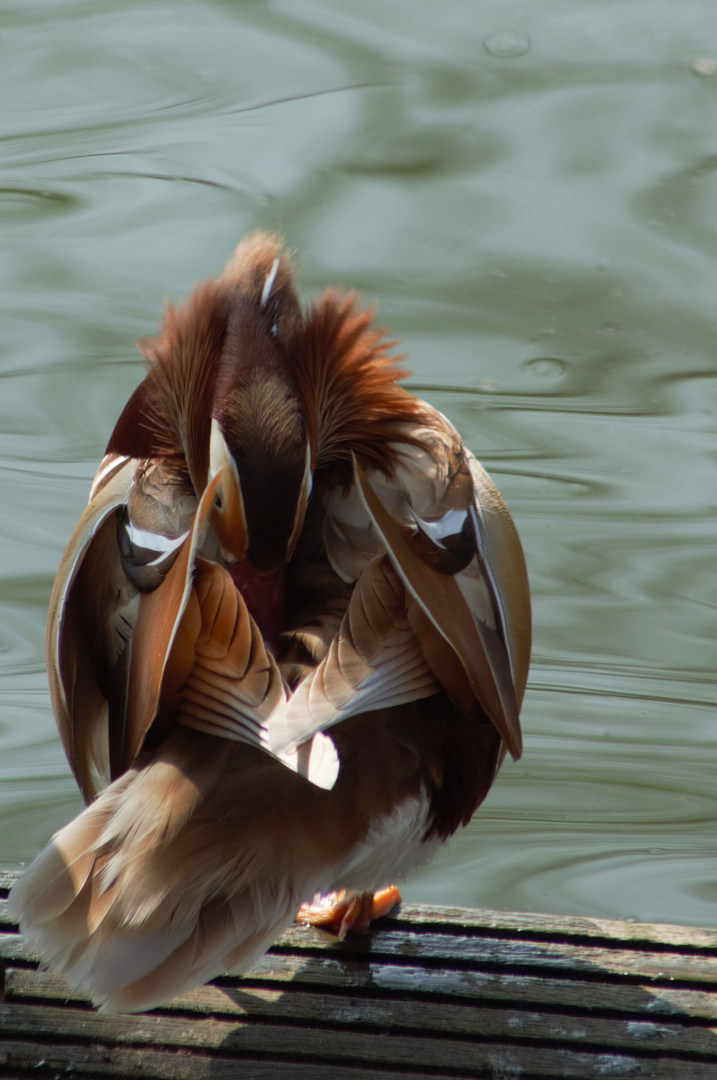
[47,454,199,800]
[268,409,530,762]
[167,555,339,790]
[50,450,338,801]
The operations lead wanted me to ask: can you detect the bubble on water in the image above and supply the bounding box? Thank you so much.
[523,356,566,380]
[483,30,530,59]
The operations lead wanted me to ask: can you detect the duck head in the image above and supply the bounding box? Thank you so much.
[206,239,314,573]
[207,308,312,571]
[130,234,313,575]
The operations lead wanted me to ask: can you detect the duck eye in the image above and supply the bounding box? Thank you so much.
[214,494,223,511]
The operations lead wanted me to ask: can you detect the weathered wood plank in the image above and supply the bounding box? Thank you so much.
[393,903,717,951]
[4,871,717,950]
[3,867,717,1079]
[1,1001,526,1073]
[8,961,717,1022]
[6,968,717,1060]
[4,1033,717,1080]
[276,923,717,983]
[0,869,22,892]
[5,925,717,988]
[0,1040,456,1080]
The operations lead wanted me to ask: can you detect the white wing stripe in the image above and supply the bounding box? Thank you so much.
[88,454,131,501]
[125,524,190,558]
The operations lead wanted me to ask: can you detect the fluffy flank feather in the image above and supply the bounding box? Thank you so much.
[96,904,293,1012]
[292,290,428,477]
[8,730,326,1012]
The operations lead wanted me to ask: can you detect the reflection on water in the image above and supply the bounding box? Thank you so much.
[1,0,716,927]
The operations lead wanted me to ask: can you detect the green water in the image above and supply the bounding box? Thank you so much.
[1,0,716,928]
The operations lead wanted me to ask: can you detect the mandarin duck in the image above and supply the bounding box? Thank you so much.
[9,233,531,1012]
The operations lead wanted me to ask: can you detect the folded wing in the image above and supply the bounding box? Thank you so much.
[271,409,530,761]
[47,454,203,799]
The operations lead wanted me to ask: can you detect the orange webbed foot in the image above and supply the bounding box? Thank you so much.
[297,885,402,940]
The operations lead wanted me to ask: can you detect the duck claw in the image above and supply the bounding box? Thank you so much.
[297,885,402,939]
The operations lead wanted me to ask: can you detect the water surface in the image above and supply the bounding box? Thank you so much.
[2,0,716,927]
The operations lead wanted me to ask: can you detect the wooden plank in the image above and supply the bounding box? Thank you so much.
[7,961,717,1022]
[5,871,717,949]
[393,903,717,951]
[4,964,717,1070]
[0,1040,453,1080]
[0,1000,552,1074]
[4,1032,717,1080]
[3,869,717,1079]
[6,968,717,1059]
[5,924,717,988]
[274,923,717,984]
[0,869,21,894]
[245,952,717,1020]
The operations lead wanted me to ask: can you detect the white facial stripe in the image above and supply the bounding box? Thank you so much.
[125,524,189,558]
[209,417,226,478]
[261,257,280,306]
[210,420,243,496]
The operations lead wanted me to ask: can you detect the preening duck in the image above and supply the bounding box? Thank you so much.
[9,233,531,1012]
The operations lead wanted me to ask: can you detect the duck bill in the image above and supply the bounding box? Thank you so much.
[208,418,249,563]
[209,464,249,564]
